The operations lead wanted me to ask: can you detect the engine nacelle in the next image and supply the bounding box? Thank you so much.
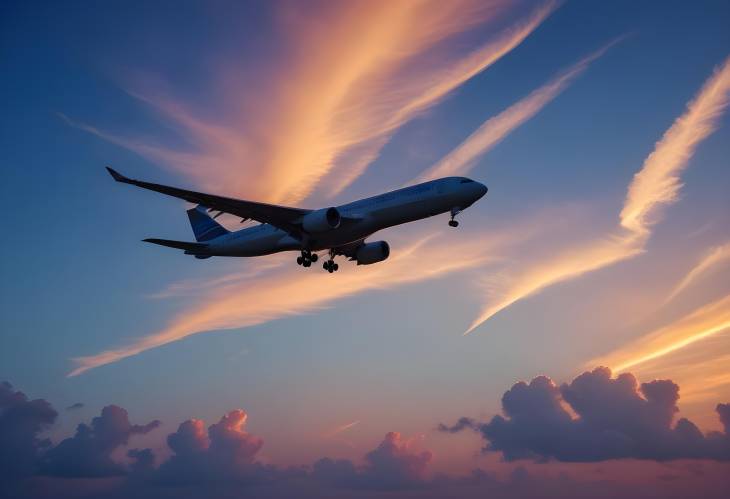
[355,241,390,265]
[302,207,341,232]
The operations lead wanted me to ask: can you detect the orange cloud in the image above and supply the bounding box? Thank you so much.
[464,55,730,334]
[68,230,517,376]
[664,241,730,304]
[620,56,730,235]
[67,1,557,205]
[586,293,730,423]
[415,39,620,183]
[325,420,361,438]
[592,294,730,373]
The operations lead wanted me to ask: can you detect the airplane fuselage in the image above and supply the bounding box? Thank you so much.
[202,177,487,257]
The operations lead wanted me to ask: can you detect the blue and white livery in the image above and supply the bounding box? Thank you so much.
[106,167,487,273]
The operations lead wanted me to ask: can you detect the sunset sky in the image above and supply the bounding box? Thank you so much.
[1,1,729,497]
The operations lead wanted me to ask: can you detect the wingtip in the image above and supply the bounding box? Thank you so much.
[106,166,128,182]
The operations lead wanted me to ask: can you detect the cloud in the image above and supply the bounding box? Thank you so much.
[440,367,730,461]
[619,56,730,235]
[62,1,559,374]
[591,293,730,373]
[66,402,84,411]
[152,410,433,491]
[69,227,532,376]
[40,405,160,477]
[68,1,556,205]
[313,431,433,490]
[414,39,620,183]
[437,416,478,434]
[0,382,57,482]
[362,432,433,488]
[4,379,730,499]
[464,232,644,334]
[325,420,360,438]
[664,241,730,304]
[156,410,270,485]
[465,54,730,334]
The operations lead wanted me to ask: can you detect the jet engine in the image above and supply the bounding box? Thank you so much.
[355,241,390,265]
[302,207,341,232]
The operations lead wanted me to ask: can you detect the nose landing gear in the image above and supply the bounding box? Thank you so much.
[449,207,461,227]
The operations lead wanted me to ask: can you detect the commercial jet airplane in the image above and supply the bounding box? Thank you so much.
[106,167,487,273]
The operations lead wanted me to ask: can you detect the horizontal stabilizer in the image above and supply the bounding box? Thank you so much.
[143,238,208,252]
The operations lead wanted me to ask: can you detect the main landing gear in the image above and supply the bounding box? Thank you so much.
[323,249,339,273]
[297,250,340,274]
[296,250,318,267]
[297,248,339,273]
[448,207,461,227]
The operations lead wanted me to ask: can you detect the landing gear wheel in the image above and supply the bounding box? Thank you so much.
[310,253,319,262]
[297,256,303,265]
[303,259,311,267]
[333,263,339,271]
[448,220,459,227]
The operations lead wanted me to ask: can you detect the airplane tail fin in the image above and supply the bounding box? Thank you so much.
[187,205,229,242]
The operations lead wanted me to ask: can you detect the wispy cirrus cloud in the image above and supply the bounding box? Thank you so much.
[68,230,516,376]
[414,39,620,183]
[65,1,564,376]
[590,293,730,374]
[68,0,558,205]
[464,55,730,334]
[325,420,360,438]
[664,241,730,304]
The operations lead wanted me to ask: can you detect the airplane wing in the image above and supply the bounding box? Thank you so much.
[106,167,310,238]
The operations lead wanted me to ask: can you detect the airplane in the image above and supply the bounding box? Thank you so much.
[106,167,488,273]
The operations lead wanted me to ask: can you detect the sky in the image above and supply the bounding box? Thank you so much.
[1,1,730,497]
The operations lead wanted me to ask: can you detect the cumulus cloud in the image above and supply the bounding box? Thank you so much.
[156,410,271,485]
[4,379,730,498]
[0,381,57,481]
[155,412,433,490]
[441,367,730,461]
[362,432,433,488]
[313,431,433,490]
[41,405,160,477]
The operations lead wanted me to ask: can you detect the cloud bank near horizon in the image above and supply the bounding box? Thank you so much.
[4,369,730,497]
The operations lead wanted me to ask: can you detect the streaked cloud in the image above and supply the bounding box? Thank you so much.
[414,40,619,183]
[465,55,730,334]
[464,233,644,334]
[68,231,513,376]
[68,0,557,205]
[592,293,730,373]
[664,241,730,304]
[620,56,730,235]
[325,420,360,438]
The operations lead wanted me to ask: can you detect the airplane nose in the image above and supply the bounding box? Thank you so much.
[476,182,488,198]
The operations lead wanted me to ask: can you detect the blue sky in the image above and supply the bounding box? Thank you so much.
[2,0,729,481]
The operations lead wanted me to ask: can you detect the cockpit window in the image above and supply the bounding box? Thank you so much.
[459,178,473,183]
